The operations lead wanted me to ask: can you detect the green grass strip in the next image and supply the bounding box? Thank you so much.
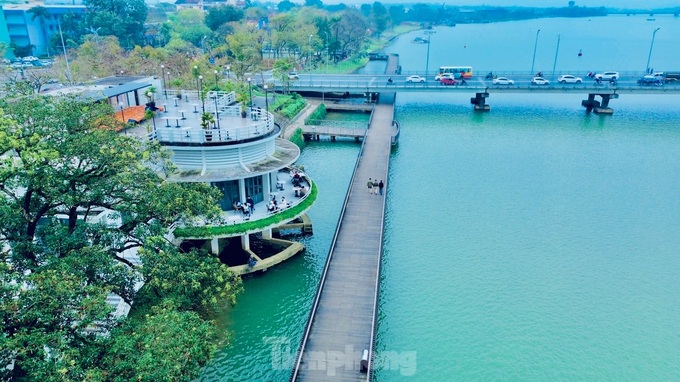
[174,181,318,238]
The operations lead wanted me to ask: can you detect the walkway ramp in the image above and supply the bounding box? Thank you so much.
[291,56,398,382]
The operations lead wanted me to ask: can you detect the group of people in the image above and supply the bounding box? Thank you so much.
[367,178,385,195]
[267,195,289,213]
[234,196,255,216]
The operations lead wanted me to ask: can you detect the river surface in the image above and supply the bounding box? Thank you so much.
[202,16,680,381]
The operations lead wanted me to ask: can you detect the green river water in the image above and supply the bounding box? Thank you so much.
[202,16,680,381]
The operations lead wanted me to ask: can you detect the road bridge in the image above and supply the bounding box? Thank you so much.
[271,73,680,115]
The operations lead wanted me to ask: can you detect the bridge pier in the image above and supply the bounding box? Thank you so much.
[582,93,618,115]
[471,92,490,111]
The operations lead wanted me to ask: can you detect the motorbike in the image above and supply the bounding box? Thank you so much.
[387,78,393,85]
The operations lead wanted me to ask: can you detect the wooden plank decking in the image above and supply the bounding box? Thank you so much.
[291,55,398,382]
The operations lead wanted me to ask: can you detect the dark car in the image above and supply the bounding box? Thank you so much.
[440,77,458,85]
[637,76,663,86]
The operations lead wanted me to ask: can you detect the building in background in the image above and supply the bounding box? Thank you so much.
[1,0,85,58]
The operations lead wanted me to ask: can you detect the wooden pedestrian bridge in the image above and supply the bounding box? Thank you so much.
[288,68,399,382]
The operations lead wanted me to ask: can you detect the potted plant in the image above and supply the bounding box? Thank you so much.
[145,86,157,110]
[201,112,215,141]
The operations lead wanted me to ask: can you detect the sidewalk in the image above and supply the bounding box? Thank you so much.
[281,98,322,139]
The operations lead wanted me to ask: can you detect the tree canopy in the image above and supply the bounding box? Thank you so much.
[0,95,241,380]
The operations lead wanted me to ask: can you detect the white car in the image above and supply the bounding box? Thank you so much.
[492,77,514,85]
[288,71,299,80]
[557,74,583,84]
[435,73,455,81]
[594,71,619,81]
[531,77,550,85]
[406,75,426,83]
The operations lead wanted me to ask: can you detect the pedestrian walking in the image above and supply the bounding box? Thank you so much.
[378,180,384,195]
[367,178,373,193]
[372,179,379,194]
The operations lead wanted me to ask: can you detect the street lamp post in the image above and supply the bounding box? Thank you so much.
[551,34,561,79]
[424,30,435,77]
[263,84,269,115]
[198,75,205,112]
[307,34,312,69]
[531,29,541,74]
[324,32,329,74]
[247,77,253,111]
[161,64,167,99]
[213,70,220,128]
[646,28,660,73]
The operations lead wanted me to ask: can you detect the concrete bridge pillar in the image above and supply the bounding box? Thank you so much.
[471,92,490,111]
[262,228,272,240]
[210,237,221,255]
[241,234,251,251]
[582,93,617,115]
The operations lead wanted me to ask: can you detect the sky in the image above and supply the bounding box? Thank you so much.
[325,0,679,8]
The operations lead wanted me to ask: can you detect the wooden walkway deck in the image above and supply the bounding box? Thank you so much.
[291,56,398,382]
[301,125,367,140]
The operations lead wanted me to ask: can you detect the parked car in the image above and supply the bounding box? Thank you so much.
[406,75,426,83]
[557,74,583,84]
[288,71,299,80]
[594,71,619,81]
[637,75,663,86]
[531,77,550,85]
[440,77,458,85]
[492,77,514,85]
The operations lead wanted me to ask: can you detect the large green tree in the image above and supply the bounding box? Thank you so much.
[84,0,148,48]
[205,5,244,31]
[0,95,241,380]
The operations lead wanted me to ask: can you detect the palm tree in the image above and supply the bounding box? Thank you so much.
[29,6,51,57]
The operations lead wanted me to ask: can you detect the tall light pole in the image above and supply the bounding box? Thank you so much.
[161,64,167,99]
[213,70,220,128]
[247,77,253,110]
[424,29,435,77]
[198,75,205,113]
[551,34,560,79]
[263,84,269,115]
[324,32,329,74]
[531,29,541,74]
[646,28,660,73]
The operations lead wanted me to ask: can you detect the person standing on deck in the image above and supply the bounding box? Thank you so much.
[372,179,379,194]
[367,178,373,193]
[378,180,384,195]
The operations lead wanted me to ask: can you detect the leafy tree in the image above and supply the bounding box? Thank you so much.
[332,9,368,59]
[0,95,241,380]
[389,5,406,24]
[165,9,212,49]
[84,0,148,48]
[371,2,390,36]
[360,4,371,17]
[28,6,51,57]
[278,0,296,12]
[205,5,244,31]
[305,0,323,7]
[226,26,264,80]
